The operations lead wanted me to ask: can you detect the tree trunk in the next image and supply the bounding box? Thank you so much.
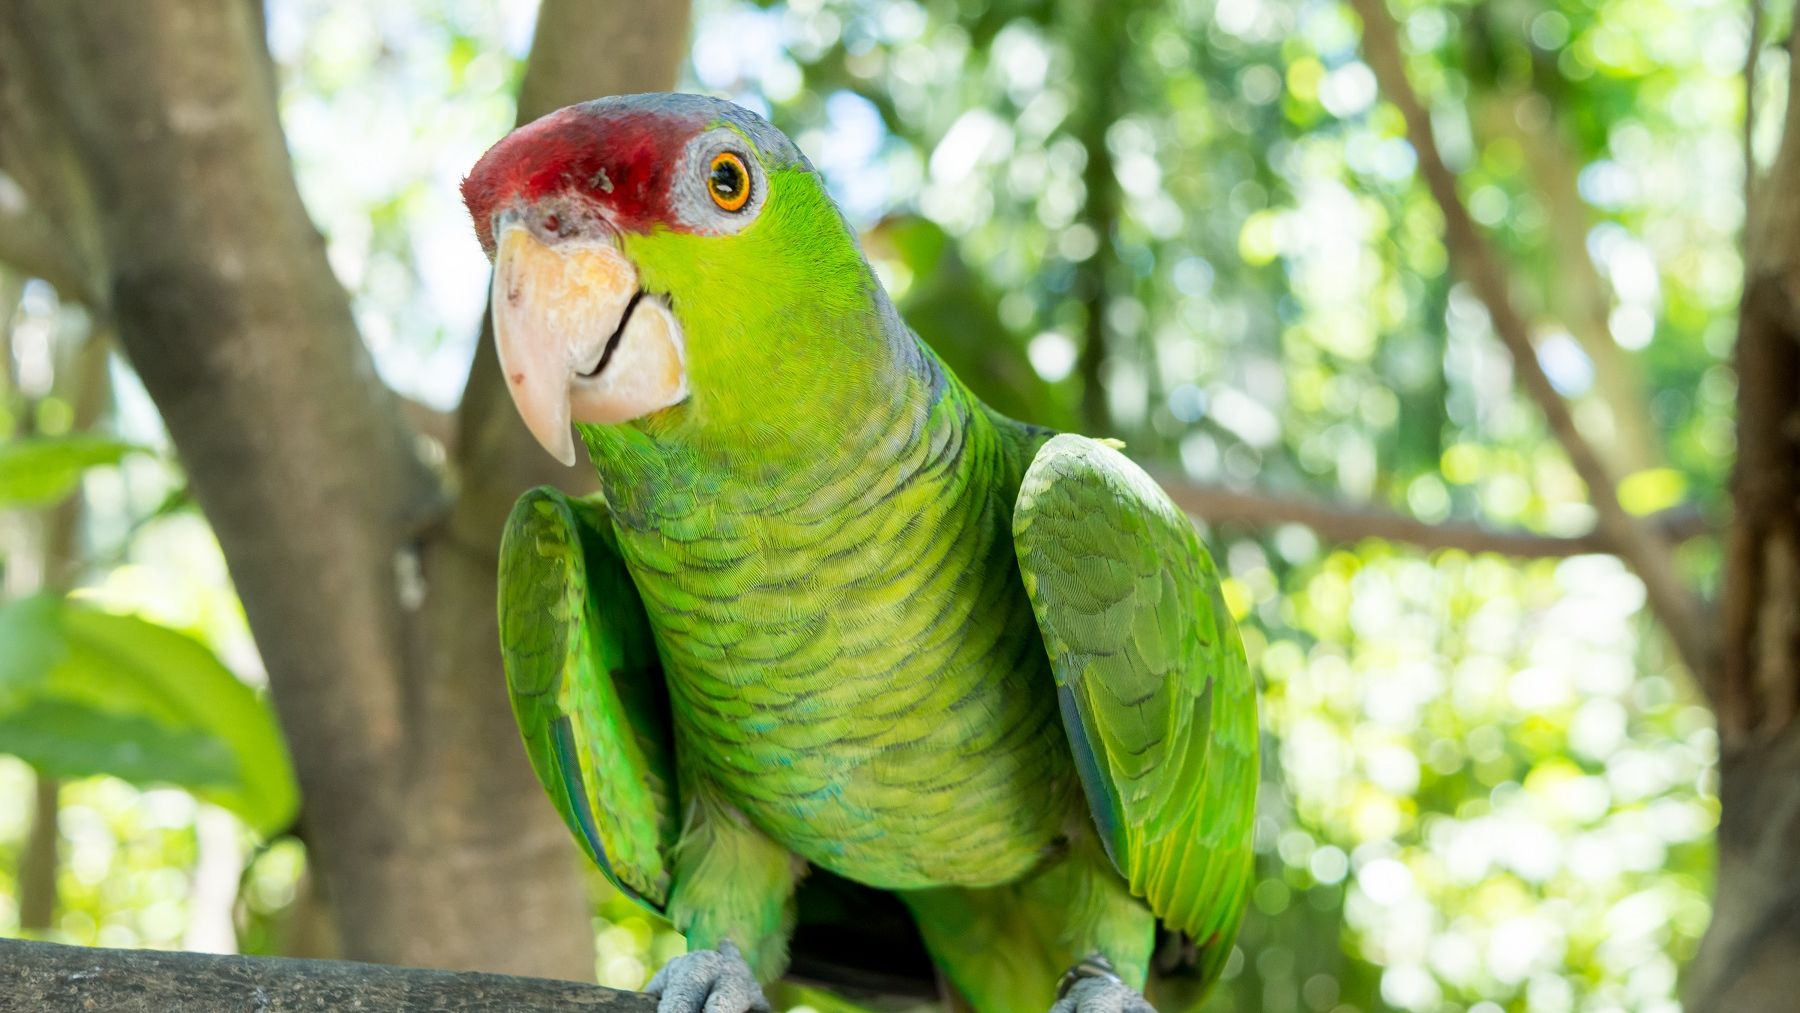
[0,0,688,977]
[1684,20,1800,1012]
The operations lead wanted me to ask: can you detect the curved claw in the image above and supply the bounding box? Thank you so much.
[644,940,770,1013]
[1049,955,1156,1013]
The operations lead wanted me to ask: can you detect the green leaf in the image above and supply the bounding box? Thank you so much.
[0,595,66,705]
[1618,468,1688,517]
[0,435,145,508]
[0,597,299,834]
[0,698,237,786]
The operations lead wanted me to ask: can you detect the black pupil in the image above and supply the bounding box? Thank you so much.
[711,158,744,200]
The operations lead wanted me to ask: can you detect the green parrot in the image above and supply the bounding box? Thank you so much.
[461,94,1257,1013]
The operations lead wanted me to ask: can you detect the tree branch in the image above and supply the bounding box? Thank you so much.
[1715,19,1800,746]
[1351,0,1712,676]
[1682,19,1800,1010]
[0,2,106,310]
[1,0,604,971]
[1159,476,1707,559]
[1068,0,1126,433]
[15,0,446,936]
[0,938,654,1012]
[6,0,692,977]
[1746,0,1765,221]
[386,0,695,978]
[375,0,694,975]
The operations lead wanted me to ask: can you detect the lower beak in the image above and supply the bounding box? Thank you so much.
[491,223,688,465]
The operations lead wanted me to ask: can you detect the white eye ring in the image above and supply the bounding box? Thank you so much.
[672,128,767,234]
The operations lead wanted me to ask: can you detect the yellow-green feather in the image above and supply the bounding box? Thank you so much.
[1013,434,1259,991]
[497,487,679,909]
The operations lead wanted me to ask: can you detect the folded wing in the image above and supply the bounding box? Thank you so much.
[499,486,678,910]
[1012,435,1258,988]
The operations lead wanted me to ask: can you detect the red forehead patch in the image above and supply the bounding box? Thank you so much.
[461,104,703,250]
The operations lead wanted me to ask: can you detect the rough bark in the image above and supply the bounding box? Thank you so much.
[1688,725,1800,1009]
[1685,17,1800,1010]
[0,938,654,1012]
[402,0,691,974]
[0,0,685,977]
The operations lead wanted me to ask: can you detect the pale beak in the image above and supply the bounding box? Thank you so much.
[491,222,688,465]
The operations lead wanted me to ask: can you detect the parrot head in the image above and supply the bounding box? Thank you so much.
[462,93,882,466]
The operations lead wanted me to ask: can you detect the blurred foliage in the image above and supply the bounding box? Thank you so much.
[0,0,1756,1009]
[0,437,146,509]
[0,594,297,835]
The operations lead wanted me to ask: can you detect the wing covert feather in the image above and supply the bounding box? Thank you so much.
[499,486,677,911]
[1013,435,1258,984]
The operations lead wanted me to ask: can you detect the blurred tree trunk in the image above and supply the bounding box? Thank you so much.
[0,0,688,977]
[1067,0,1130,434]
[9,313,112,935]
[1685,20,1800,1012]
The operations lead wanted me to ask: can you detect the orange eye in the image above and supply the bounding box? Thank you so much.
[707,152,751,212]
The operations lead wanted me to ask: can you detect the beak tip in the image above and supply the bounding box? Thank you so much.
[533,424,578,467]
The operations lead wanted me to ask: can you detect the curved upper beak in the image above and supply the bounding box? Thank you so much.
[491,222,688,465]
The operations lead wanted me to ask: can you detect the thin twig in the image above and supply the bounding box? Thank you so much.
[1351,0,1713,675]
[16,776,58,932]
[1746,0,1765,222]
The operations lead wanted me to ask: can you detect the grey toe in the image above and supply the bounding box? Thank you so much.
[644,941,769,1013]
[1048,975,1157,1013]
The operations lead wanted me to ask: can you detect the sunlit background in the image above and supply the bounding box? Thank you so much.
[0,0,1769,1009]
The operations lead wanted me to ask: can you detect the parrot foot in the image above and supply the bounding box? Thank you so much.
[1048,955,1156,1013]
[644,939,771,1013]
